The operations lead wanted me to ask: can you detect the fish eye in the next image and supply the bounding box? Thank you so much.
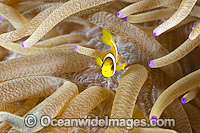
[111,65,114,70]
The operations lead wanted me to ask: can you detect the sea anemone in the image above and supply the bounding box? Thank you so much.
[0,0,199,133]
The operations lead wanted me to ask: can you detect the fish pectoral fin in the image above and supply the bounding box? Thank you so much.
[116,63,127,71]
[95,57,103,66]
[102,29,114,46]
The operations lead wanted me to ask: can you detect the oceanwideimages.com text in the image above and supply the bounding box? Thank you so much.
[25,114,175,129]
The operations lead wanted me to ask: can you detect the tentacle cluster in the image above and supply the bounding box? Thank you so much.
[117,0,200,69]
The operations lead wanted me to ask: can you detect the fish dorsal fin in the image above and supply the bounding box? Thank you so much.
[95,57,103,66]
[102,29,118,61]
[102,29,114,46]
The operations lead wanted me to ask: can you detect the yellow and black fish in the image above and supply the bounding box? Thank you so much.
[96,29,127,77]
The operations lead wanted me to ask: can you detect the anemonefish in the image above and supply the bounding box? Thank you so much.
[96,29,127,77]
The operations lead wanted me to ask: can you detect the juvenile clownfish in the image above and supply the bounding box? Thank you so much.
[96,29,127,77]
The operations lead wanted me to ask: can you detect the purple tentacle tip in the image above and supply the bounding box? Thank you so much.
[151,116,157,122]
[188,35,194,40]
[117,11,123,18]
[153,30,159,36]
[22,41,28,49]
[148,60,154,68]
[152,116,157,120]
[181,97,186,103]
[73,45,78,51]
[192,25,194,28]
[0,15,2,20]
[124,16,128,22]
